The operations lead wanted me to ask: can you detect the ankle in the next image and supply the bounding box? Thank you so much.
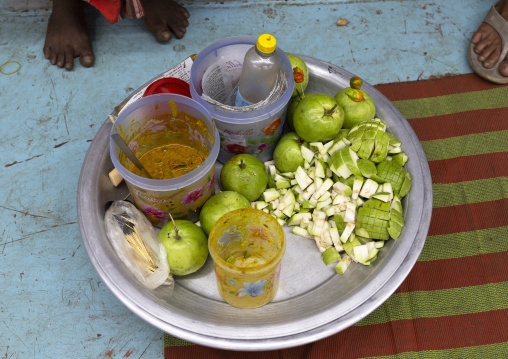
[52,0,83,16]
[498,0,508,17]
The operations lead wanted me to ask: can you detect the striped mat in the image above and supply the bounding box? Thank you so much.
[164,73,508,358]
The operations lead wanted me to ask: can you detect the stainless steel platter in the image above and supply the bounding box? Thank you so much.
[77,55,432,351]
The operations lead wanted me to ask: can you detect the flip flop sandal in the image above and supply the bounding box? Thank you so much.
[468,3,508,84]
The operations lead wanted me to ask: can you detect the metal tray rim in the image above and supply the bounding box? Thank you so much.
[77,55,432,351]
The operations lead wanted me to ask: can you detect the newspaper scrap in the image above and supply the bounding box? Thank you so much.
[117,56,194,115]
[200,57,242,106]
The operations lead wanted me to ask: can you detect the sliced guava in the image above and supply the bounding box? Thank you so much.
[355,207,390,240]
[357,159,377,178]
[375,160,406,194]
[333,212,347,233]
[390,209,405,227]
[363,198,391,212]
[387,220,403,239]
[385,132,401,147]
[398,171,412,198]
[370,131,390,163]
[357,139,376,160]
[340,147,362,176]
[392,152,408,166]
[390,195,402,213]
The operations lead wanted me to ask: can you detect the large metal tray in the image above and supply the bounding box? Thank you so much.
[77,55,432,351]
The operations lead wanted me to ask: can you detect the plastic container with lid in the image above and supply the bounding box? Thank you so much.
[110,93,220,227]
[235,34,282,107]
[189,36,294,163]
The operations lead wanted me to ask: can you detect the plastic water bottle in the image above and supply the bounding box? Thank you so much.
[235,34,281,107]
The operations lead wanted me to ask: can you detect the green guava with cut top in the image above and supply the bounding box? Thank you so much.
[158,220,209,276]
[293,94,344,143]
[334,77,376,129]
[220,154,269,202]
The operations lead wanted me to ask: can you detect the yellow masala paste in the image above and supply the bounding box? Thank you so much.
[132,143,207,179]
[123,111,211,180]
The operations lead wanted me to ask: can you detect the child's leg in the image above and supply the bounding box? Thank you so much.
[43,0,94,70]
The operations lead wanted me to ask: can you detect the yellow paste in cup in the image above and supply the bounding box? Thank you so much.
[124,112,210,180]
[132,143,207,179]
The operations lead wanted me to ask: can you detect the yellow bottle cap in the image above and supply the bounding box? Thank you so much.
[256,34,277,53]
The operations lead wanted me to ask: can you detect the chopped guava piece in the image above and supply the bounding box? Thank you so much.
[390,195,403,213]
[292,226,311,238]
[371,192,391,202]
[335,257,352,274]
[341,147,362,176]
[370,132,390,163]
[388,220,403,239]
[322,247,342,265]
[363,198,391,212]
[398,172,412,198]
[359,178,379,198]
[385,132,401,147]
[390,209,405,227]
[357,158,377,178]
[333,212,347,233]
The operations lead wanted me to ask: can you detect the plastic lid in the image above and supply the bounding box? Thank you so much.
[143,77,192,98]
[256,34,277,53]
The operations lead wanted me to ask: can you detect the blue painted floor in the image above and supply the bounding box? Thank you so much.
[0,0,493,357]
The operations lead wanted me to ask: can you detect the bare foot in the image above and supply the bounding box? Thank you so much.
[141,0,190,42]
[43,0,94,70]
[471,0,508,77]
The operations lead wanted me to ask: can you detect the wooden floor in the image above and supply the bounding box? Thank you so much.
[0,0,493,357]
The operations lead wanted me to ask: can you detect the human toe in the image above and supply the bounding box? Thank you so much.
[56,53,66,69]
[49,49,58,66]
[55,48,71,69]
[171,25,186,39]
[43,45,51,60]
[478,44,496,64]
[79,53,94,68]
[474,37,490,54]
[471,31,483,44]
[171,18,189,38]
[155,28,173,42]
[500,60,508,77]
[64,49,75,70]
[482,47,502,68]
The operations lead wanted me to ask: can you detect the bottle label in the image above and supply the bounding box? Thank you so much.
[235,89,254,107]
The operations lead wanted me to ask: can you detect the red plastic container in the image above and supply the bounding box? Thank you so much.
[143,77,192,98]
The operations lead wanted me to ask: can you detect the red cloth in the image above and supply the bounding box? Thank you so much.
[87,0,144,24]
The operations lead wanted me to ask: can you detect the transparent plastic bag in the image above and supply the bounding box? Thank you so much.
[104,201,173,291]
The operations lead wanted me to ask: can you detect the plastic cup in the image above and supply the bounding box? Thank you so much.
[110,93,220,227]
[189,36,295,164]
[208,208,286,309]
